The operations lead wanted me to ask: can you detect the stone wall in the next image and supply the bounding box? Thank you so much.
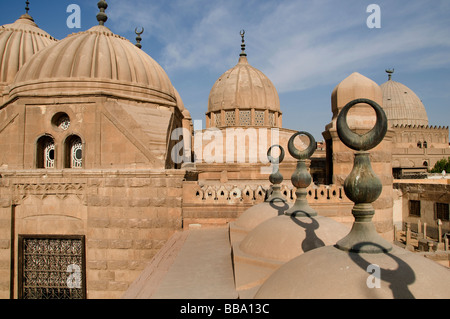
[0,169,185,299]
[394,179,450,240]
[182,181,354,228]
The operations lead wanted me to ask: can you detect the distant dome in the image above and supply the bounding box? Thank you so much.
[0,14,56,90]
[10,24,176,105]
[380,76,428,126]
[208,55,280,114]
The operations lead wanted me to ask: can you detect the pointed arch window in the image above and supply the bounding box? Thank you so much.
[65,135,83,168]
[36,135,55,169]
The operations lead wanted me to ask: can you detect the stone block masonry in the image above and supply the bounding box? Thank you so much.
[0,169,185,299]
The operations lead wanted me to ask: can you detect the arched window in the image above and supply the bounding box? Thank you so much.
[423,141,428,149]
[65,135,83,168]
[417,141,422,148]
[36,135,55,169]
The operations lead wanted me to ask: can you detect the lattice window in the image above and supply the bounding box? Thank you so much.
[71,138,83,168]
[255,111,265,126]
[225,111,235,126]
[57,115,70,131]
[239,110,251,126]
[268,112,275,127]
[214,112,222,127]
[44,141,55,169]
[19,235,86,299]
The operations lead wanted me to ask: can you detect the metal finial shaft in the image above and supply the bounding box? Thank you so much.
[135,27,144,49]
[335,98,392,254]
[266,145,286,202]
[386,68,394,81]
[25,1,30,14]
[240,29,247,57]
[284,131,317,217]
[97,0,108,26]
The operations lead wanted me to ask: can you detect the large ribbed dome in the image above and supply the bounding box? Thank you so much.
[0,14,56,89]
[10,24,176,105]
[208,55,280,113]
[380,76,428,126]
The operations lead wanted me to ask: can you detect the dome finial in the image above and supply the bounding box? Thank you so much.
[135,27,144,49]
[25,1,30,14]
[240,29,247,57]
[97,0,108,26]
[386,68,394,81]
[335,98,392,254]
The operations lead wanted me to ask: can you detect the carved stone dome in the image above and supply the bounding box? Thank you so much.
[380,75,428,127]
[208,56,280,114]
[206,32,281,128]
[0,14,57,92]
[10,24,176,105]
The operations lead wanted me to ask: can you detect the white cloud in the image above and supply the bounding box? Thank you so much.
[105,0,450,96]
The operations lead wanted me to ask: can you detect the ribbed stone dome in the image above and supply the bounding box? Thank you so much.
[208,55,280,114]
[380,79,428,126]
[10,24,176,105]
[0,14,56,90]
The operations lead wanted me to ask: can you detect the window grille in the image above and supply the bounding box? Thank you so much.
[225,111,235,126]
[239,110,251,126]
[214,113,222,127]
[71,139,83,168]
[255,111,265,126]
[44,142,55,169]
[19,235,86,299]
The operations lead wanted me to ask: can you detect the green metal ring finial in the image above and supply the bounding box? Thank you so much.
[288,131,316,160]
[335,98,392,254]
[267,144,285,165]
[285,131,317,217]
[267,145,285,187]
[240,30,247,57]
[135,27,144,49]
[337,98,387,151]
[97,0,108,26]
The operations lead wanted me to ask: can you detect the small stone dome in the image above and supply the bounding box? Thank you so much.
[0,14,56,90]
[255,244,450,299]
[380,74,428,126]
[10,24,176,105]
[232,200,290,233]
[330,72,382,130]
[207,31,281,128]
[239,214,349,262]
[208,55,280,114]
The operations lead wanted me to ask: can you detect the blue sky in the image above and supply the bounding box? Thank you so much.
[2,0,449,140]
